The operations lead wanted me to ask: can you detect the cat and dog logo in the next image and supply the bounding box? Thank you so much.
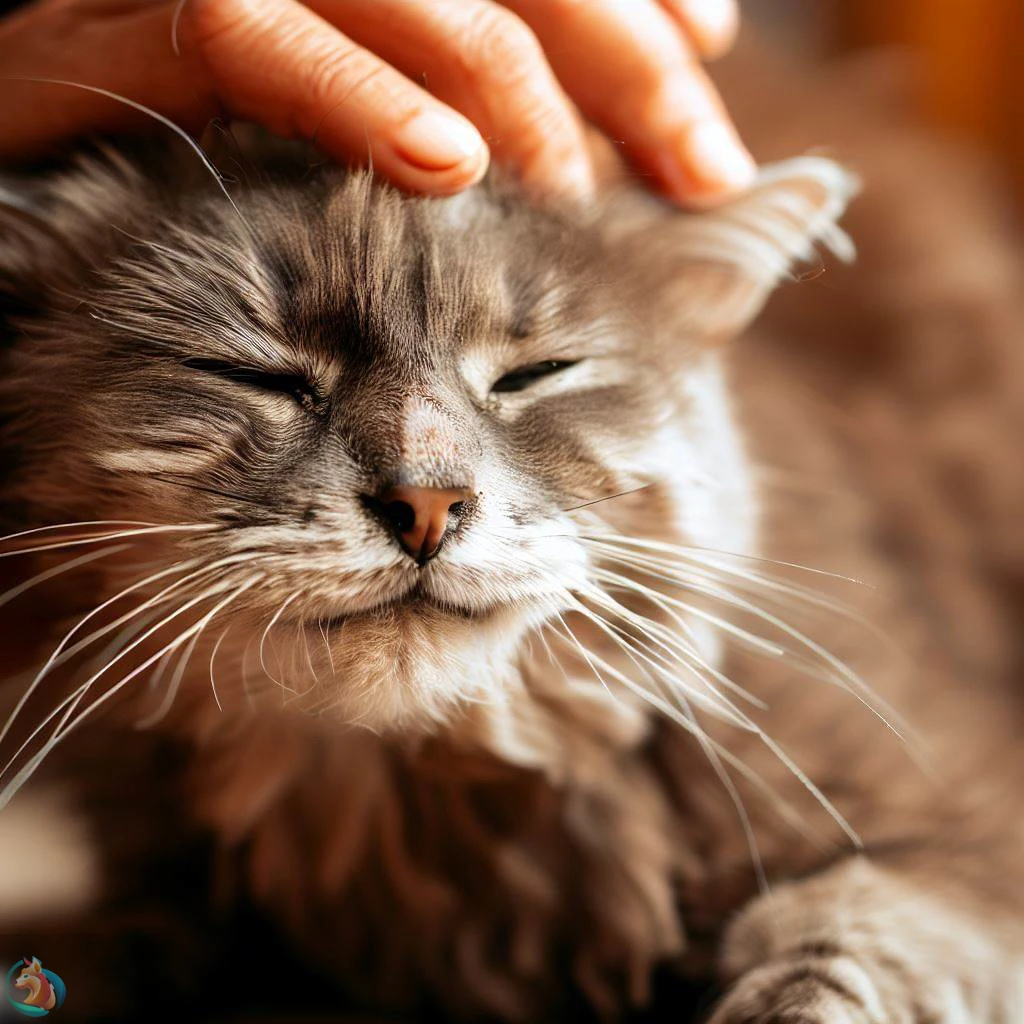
[5,958,66,1016]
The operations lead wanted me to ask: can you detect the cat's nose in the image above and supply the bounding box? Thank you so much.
[366,484,474,564]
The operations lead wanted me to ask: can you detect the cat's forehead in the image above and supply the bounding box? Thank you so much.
[249,176,603,360]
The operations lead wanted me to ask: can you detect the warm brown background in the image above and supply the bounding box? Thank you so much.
[749,0,1024,210]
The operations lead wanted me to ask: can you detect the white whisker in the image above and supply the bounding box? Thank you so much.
[0,520,160,546]
[0,576,262,808]
[581,532,872,587]
[209,626,230,713]
[0,543,129,610]
[0,557,209,751]
[258,592,300,694]
[0,523,213,561]
[0,571,247,789]
[318,617,336,678]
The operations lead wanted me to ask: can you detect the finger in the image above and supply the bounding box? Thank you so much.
[658,0,739,60]
[503,0,754,205]
[183,0,489,195]
[0,1,220,160]
[303,0,596,200]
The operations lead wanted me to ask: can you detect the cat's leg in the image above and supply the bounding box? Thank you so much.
[709,856,1024,1024]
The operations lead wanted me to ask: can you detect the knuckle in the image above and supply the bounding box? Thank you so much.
[183,0,260,49]
[275,46,389,141]
[457,6,545,85]
[303,49,382,114]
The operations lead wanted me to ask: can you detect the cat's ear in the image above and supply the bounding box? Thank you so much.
[0,180,71,262]
[0,153,144,329]
[0,181,67,334]
[617,157,859,342]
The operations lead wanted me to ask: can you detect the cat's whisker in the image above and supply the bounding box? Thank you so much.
[581,593,752,727]
[0,543,130,611]
[0,522,215,560]
[560,483,653,513]
[568,589,753,729]
[0,576,263,808]
[8,552,260,715]
[0,568,251,787]
[137,579,245,729]
[90,605,173,679]
[0,557,211,750]
[0,519,161,546]
[550,611,628,713]
[560,602,696,722]
[671,685,770,894]
[208,626,231,713]
[258,593,301,695]
[592,552,915,746]
[280,627,322,706]
[145,646,176,694]
[592,561,787,660]
[136,629,205,730]
[581,570,769,712]
[586,536,884,651]
[301,618,321,685]
[581,531,872,587]
[50,573,258,740]
[5,77,252,231]
[240,635,257,712]
[0,606,178,797]
[553,607,741,749]
[566,597,860,848]
[595,543,920,743]
[533,624,563,676]
[585,548,905,733]
[549,618,834,854]
[38,558,245,674]
[48,569,246,717]
[318,617,336,678]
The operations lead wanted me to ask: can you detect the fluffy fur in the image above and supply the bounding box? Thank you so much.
[0,103,1021,1023]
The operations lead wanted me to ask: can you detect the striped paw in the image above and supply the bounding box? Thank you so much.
[708,952,894,1024]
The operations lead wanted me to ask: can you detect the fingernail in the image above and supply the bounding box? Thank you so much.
[393,110,485,171]
[681,121,756,192]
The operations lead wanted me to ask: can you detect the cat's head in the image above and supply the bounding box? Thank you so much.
[0,143,855,730]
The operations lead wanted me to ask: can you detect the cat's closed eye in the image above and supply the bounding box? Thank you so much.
[491,360,578,394]
[182,357,318,408]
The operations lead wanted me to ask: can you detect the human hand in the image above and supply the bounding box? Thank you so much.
[0,0,753,204]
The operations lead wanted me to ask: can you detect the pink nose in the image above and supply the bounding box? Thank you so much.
[371,485,473,563]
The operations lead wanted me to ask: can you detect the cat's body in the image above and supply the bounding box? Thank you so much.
[0,115,1022,1023]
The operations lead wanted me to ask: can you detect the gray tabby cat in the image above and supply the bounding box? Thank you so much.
[0,136,1021,1021]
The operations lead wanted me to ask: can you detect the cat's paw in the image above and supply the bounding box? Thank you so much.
[708,953,898,1024]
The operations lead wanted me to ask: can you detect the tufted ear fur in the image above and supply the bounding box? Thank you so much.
[616,156,859,343]
[0,179,67,331]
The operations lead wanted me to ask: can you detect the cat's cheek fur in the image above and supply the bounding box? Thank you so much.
[587,353,758,672]
[667,354,758,560]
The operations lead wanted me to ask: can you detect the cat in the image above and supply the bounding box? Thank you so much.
[0,124,1021,1024]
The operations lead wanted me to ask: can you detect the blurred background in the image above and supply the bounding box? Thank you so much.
[746,0,1024,212]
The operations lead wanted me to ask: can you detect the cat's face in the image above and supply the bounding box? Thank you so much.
[0,148,854,729]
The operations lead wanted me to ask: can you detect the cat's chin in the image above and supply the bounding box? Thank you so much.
[299,597,551,733]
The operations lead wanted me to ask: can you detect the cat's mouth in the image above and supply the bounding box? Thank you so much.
[317,579,504,628]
